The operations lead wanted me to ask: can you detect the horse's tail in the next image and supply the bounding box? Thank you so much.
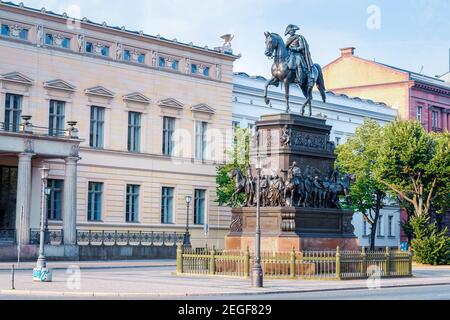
[315,64,327,103]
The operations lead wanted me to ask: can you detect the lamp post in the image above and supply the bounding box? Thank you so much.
[33,163,52,282]
[252,155,263,288]
[183,195,192,247]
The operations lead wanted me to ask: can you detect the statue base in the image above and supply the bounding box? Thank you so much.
[225,207,360,252]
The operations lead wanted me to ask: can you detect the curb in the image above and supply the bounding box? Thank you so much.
[3,282,450,298]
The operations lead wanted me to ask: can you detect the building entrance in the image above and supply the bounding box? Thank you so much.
[0,166,17,243]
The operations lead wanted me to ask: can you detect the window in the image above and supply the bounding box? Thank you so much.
[1,24,10,36]
[432,110,440,128]
[162,117,175,156]
[4,93,22,132]
[191,64,198,74]
[124,50,131,61]
[194,189,206,225]
[126,185,140,223]
[85,42,93,53]
[335,137,341,146]
[47,180,63,221]
[90,106,104,148]
[195,121,207,160]
[101,46,109,57]
[363,220,368,236]
[203,67,210,77]
[377,215,383,237]
[138,54,145,64]
[171,60,179,70]
[388,216,394,237]
[62,37,70,49]
[161,187,174,224]
[159,57,166,68]
[417,106,422,123]
[127,112,141,152]
[19,28,28,40]
[45,33,53,45]
[49,100,65,137]
[87,182,103,221]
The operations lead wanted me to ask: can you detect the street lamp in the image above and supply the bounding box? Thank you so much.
[252,155,263,288]
[183,195,192,247]
[33,163,52,282]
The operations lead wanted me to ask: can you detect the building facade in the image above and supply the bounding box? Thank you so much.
[323,47,450,241]
[232,72,401,248]
[0,2,238,253]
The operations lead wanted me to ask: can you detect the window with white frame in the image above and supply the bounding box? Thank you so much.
[126,185,140,223]
[4,93,22,132]
[195,121,207,160]
[49,100,65,137]
[161,187,174,224]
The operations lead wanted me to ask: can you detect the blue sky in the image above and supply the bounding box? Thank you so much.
[17,0,450,78]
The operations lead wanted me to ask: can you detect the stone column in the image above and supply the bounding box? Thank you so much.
[63,157,79,245]
[15,152,34,244]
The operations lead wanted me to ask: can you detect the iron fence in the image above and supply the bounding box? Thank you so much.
[0,229,15,243]
[28,229,185,247]
[177,245,413,280]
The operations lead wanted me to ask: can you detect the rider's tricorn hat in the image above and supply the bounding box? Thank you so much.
[285,24,299,36]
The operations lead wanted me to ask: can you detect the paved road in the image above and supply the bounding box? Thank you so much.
[184,284,450,300]
[2,284,450,300]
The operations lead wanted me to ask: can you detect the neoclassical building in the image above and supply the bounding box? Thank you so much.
[232,72,401,248]
[0,2,238,255]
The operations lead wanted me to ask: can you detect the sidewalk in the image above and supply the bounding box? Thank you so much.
[0,259,176,271]
[1,265,449,298]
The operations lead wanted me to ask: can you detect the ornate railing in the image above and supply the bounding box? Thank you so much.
[29,229,185,246]
[177,246,413,280]
[76,230,185,246]
[29,229,63,245]
[0,229,16,243]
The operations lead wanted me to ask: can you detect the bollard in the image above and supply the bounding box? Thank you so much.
[243,246,250,278]
[176,243,183,274]
[209,247,216,275]
[290,247,296,279]
[361,246,367,276]
[11,264,15,290]
[335,246,341,280]
[385,246,390,277]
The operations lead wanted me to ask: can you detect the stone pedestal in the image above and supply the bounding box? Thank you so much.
[253,113,336,177]
[225,113,360,252]
[225,207,359,252]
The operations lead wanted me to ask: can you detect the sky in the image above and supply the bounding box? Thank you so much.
[14,0,450,79]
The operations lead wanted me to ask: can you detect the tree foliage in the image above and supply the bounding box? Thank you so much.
[216,127,251,207]
[374,121,450,219]
[336,119,387,250]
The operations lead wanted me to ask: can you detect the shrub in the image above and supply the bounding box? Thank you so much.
[410,215,450,265]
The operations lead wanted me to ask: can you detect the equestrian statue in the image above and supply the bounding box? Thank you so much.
[263,24,326,116]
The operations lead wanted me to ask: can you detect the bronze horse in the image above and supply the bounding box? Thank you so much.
[263,32,326,116]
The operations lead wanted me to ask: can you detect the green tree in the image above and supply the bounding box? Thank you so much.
[216,127,251,207]
[336,119,387,250]
[374,121,449,219]
[374,121,450,264]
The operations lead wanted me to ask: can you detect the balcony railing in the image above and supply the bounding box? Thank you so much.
[29,229,185,247]
[0,116,79,139]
